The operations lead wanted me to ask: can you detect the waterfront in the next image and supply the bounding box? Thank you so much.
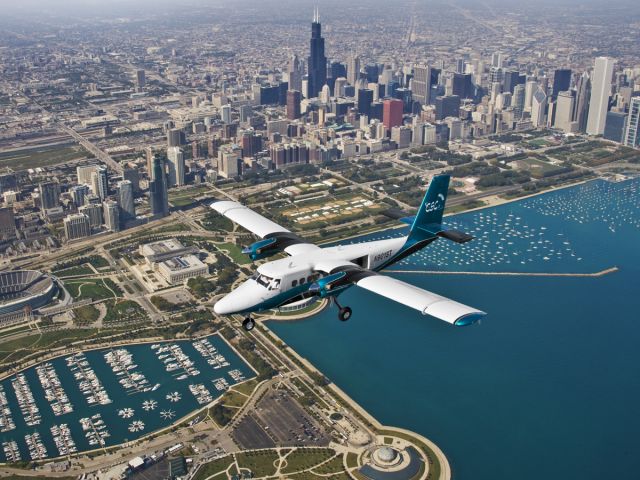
[0,334,254,462]
[269,178,640,479]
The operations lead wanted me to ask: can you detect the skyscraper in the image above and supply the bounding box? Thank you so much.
[70,185,90,207]
[76,164,98,186]
[287,90,301,120]
[554,91,576,133]
[531,89,548,127]
[586,57,615,135]
[39,182,61,213]
[411,64,431,105]
[136,69,146,89]
[149,155,169,218]
[118,180,135,223]
[357,89,374,117]
[91,166,108,200]
[287,54,303,93]
[513,84,526,119]
[383,99,404,132]
[307,8,327,99]
[103,200,120,233]
[167,146,185,187]
[347,55,360,86]
[623,97,640,148]
[552,69,572,98]
[64,213,91,241]
[574,72,591,133]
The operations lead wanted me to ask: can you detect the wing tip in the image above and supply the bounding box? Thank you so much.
[453,312,486,326]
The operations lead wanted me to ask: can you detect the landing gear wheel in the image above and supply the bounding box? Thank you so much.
[242,317,255,331]
[338,307,352,322]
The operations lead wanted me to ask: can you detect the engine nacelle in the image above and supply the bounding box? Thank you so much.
[241,231,307,261]
[242,238,278,261]
[308,272,348,298]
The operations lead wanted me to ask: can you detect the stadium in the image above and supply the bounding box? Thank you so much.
[0,270,58,317]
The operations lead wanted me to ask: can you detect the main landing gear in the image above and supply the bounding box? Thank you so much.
[242,316,256,331]
[332,297,352,322]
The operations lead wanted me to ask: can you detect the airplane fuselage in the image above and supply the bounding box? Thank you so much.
[214,235,423,315]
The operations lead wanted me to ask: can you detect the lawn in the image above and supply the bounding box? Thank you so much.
[231,378,258,396]
[53,264,94,277]
[192,455,235,480]
[236,451,280,477]
[219,389,250,408]
[103,300,148,324]
[281,448,336,474]
[216,242,251,265]
[73,305,100,325]
[168,185,211,207]
[0,144,90,170]
[312,454,344,474]
[0,329,100,364]
[64,278,121,300]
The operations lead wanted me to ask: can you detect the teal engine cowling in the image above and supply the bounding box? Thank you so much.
[241,232,307,261]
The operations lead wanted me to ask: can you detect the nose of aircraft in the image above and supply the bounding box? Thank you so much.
[213,279,265,315]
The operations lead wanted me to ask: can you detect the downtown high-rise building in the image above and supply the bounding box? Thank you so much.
[531,89,548,127]
[513,84,526,119]
[552,69,572,99]
[347,55,360,86]
[586,57,615,135]
[287,90,302,120]
[574,72,591,132]
[623,96,640,148]
[383,99,404,132]
[39,182,61,213]
[149,154,169,218]
[91,166,108,200]
[76,164,98,186]
[103,200,120,233]
[64,213,91,241]
[554,91,576,133]
[118,180,135,223]
[167,146,185,187]
[287,54,303,93]
[307,8,327,99]
[411,64,431,105]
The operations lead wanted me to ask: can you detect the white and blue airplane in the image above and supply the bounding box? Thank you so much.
[212,174,486,331]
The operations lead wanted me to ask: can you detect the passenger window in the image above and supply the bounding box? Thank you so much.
[300,278,305,285]
[292,280,298,287]
[307,276,314,283]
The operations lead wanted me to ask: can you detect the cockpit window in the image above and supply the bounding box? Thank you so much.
[253,273,280,290]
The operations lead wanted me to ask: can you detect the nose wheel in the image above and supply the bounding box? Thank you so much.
[333,297,352,322]
[242,317,255,331]
[338,307,352,321]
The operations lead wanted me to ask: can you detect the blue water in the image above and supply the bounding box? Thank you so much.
[269,178,640,480]
[0,334,254,461]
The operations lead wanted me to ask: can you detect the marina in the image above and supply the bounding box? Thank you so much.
[36,362,73,416]
[0,333,255,463]
[12,374,40,427]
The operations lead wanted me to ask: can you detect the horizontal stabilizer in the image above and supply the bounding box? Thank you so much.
[380,208,415,225]
[437,229,474,243]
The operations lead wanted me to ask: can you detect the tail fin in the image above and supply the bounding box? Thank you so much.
[409,174,450,239]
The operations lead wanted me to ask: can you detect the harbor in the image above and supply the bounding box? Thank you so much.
[0,334,255,463]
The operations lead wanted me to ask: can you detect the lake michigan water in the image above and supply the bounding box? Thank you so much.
[269,178,640,480]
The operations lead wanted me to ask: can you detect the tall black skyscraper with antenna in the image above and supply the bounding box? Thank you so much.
[307,7,327,99]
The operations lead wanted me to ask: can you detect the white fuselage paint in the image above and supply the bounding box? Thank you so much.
[214,236,407,315]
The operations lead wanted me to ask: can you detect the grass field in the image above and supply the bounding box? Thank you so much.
[0,329,100,364]
[192,455,235,480]
[53,264,94,277]
[236,451,280,477]
[73,305,100,325]
[64,278,121,300]
[281,448,336,473]
[216,242,251,265]
[168,185,211,207]
[0,144,90,170]
[103,299,148,324]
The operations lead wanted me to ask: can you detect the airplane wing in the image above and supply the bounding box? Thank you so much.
[211,200,319,256]
[355,275,485,325]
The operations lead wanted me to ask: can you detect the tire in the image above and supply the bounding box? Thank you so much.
[338,307,352,321]
[242,318,255,331]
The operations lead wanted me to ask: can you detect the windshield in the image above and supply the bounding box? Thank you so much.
[252,272,280,291]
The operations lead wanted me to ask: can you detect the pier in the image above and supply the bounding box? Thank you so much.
[385,266,619,277]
